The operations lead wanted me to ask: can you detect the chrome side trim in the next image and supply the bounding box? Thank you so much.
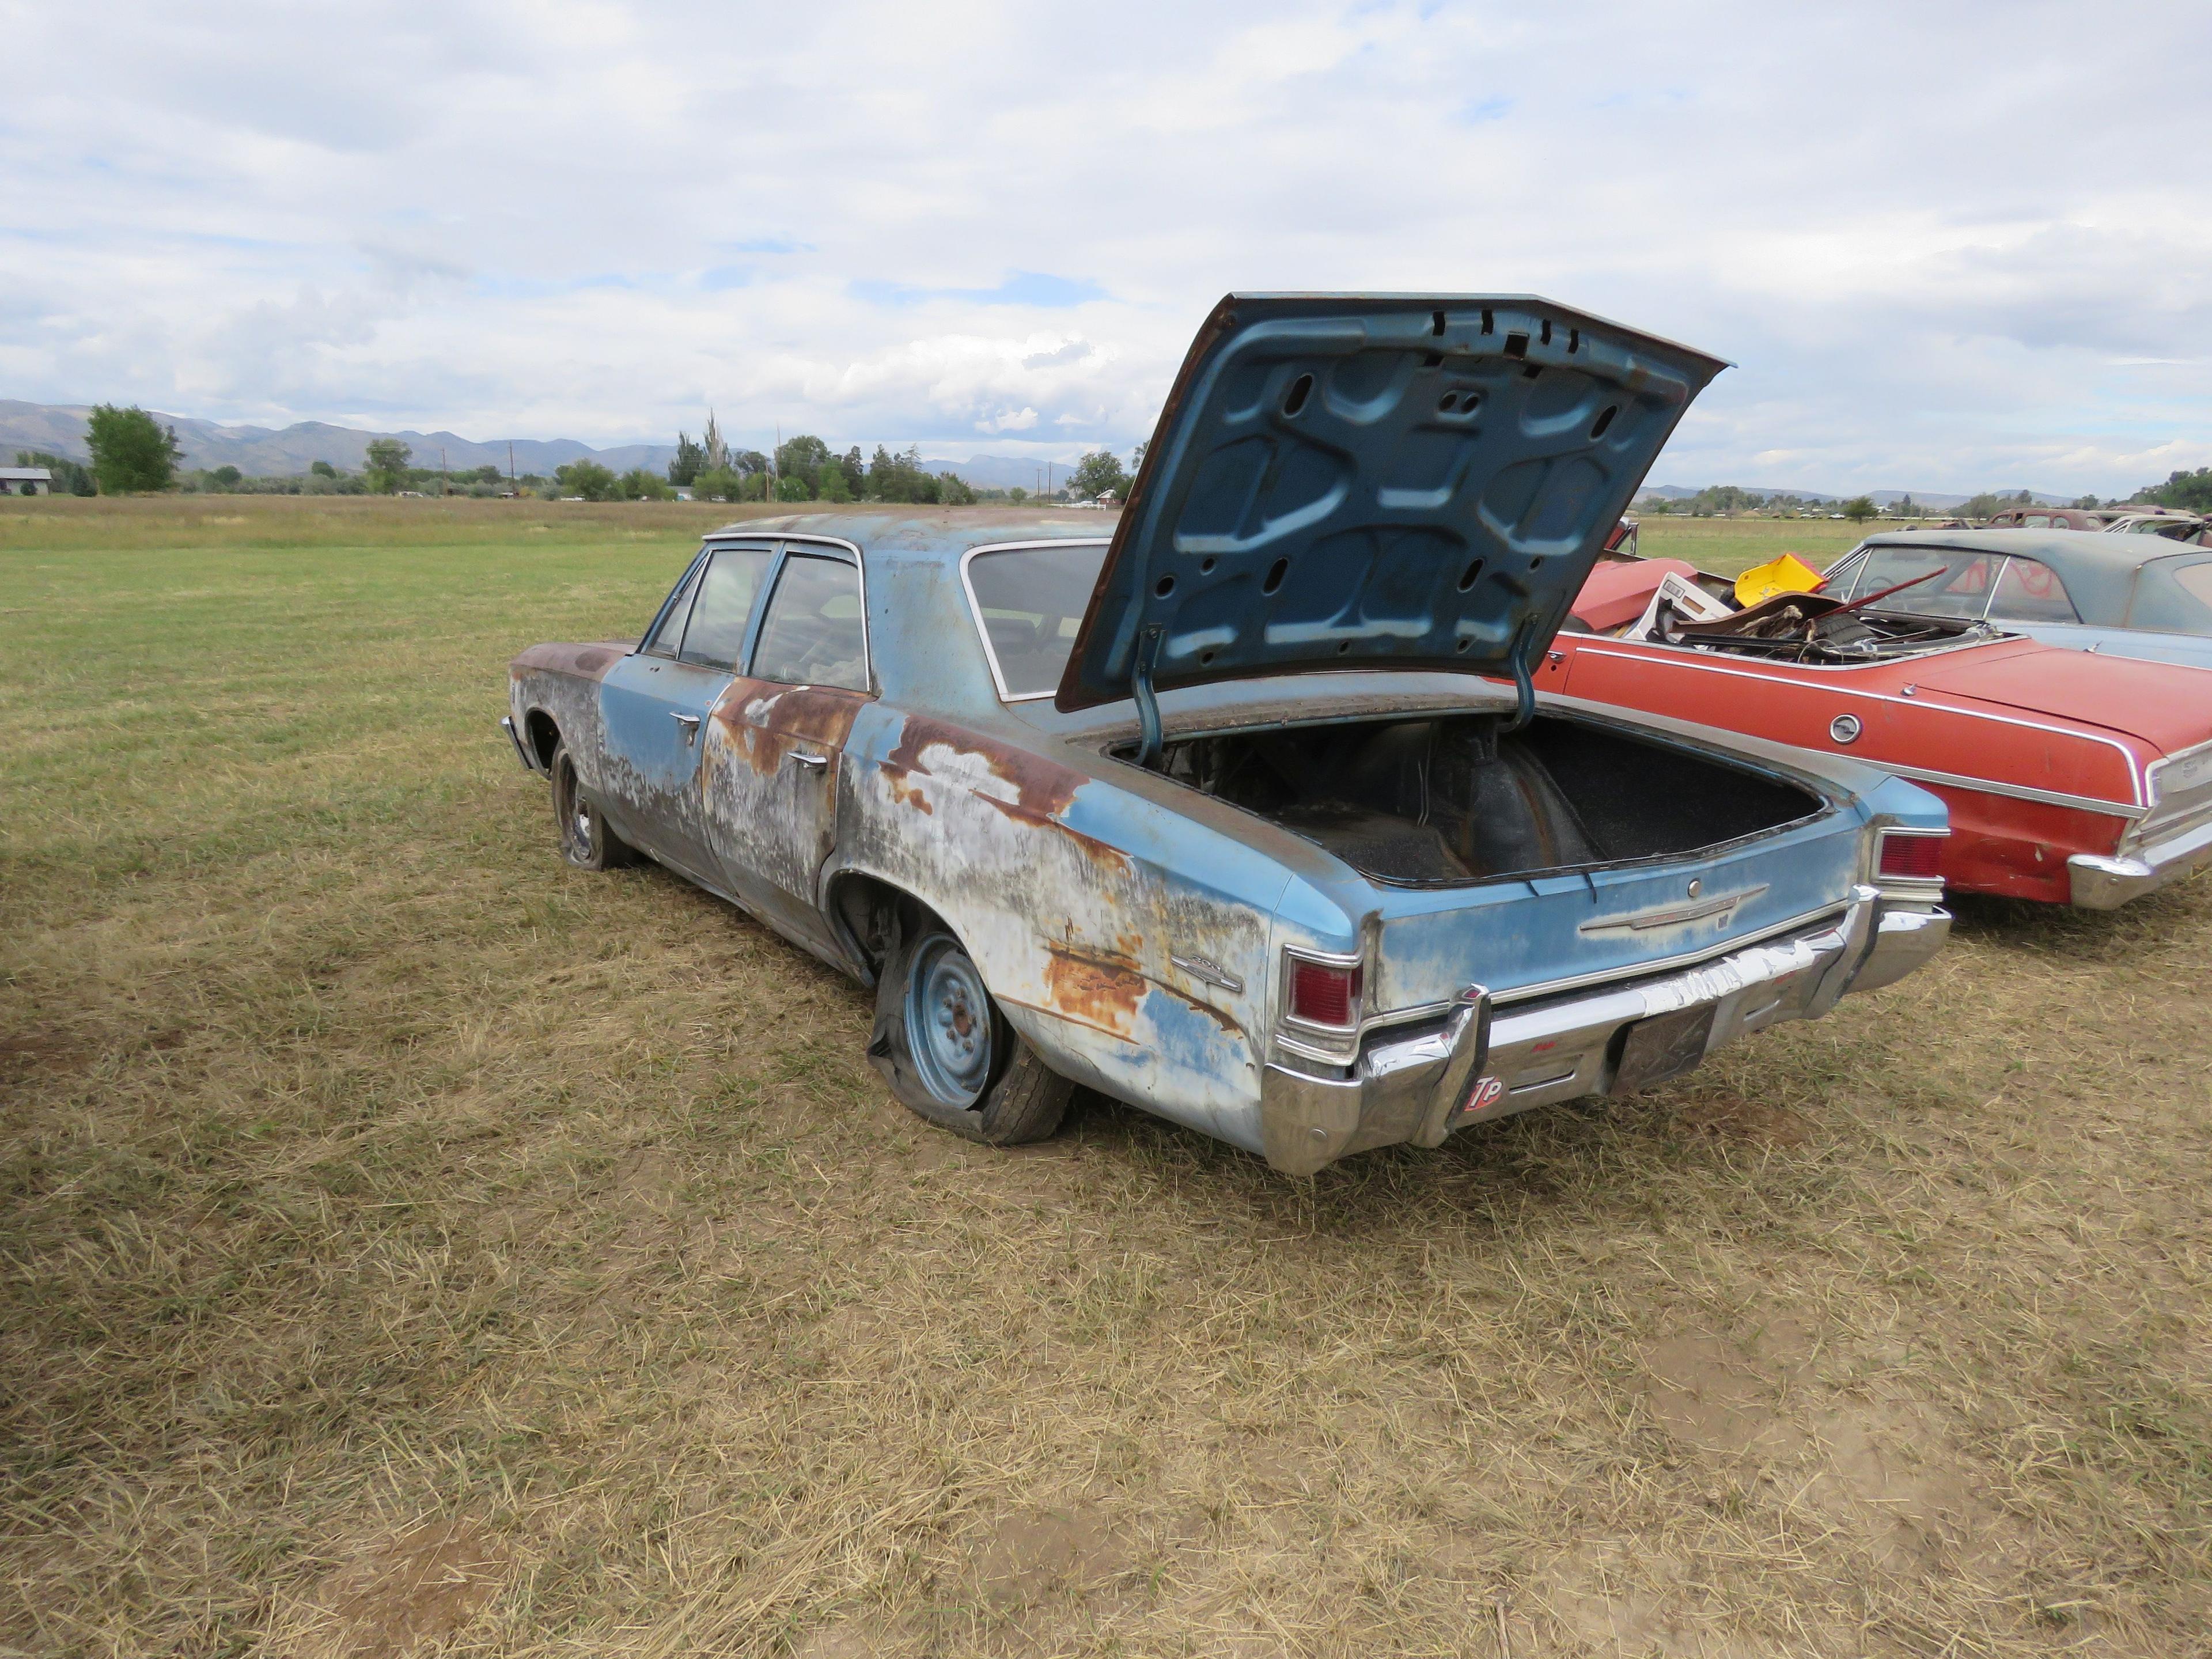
[1578,884,1768,934]
[957,538,1114,704]
[1570,644,2150,807]
[1860,760,2144,820]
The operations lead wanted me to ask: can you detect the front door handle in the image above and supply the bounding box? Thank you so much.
[671,712,701,747]
[787,750,829,771]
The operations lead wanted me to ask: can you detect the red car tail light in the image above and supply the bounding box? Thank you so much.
[1288,957,1362,1028]
[1878,831,1945,880]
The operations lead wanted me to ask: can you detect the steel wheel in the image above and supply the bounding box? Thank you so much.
[903,933,994,1108]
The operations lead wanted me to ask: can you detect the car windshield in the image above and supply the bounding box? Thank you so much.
[965,542,1111,697]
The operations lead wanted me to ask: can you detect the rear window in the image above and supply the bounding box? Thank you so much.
[965,542,1111,698]
[1842,546,2001,620]
[1988,556,2078,623]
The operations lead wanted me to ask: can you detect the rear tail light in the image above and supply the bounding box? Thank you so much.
[1878,831,1945,880]
[1287,957,1362,1028]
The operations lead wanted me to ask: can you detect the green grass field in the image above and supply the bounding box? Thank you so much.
[3,497,2209,1657]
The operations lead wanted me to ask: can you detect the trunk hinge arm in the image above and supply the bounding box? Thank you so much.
[1133,624,1166,770]
[1503,618,1537,733]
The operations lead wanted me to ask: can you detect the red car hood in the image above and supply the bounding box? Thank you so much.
[1908,639,2212,754]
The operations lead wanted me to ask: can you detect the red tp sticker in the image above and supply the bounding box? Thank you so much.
[1463,1074,1505,1116]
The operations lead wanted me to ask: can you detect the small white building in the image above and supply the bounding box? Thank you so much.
[1,466,52,497]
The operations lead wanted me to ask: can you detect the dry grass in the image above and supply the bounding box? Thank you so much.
[2,496,2209,1657]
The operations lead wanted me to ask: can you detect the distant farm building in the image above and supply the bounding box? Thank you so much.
[1,466,52,497]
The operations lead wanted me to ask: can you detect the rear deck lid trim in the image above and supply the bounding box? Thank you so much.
[1054,294,1726,711]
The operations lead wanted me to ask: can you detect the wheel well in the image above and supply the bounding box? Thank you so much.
[825,872,938,985]
[524,709,561,770]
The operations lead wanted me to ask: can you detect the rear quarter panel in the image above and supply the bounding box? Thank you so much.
[829,705,1305,1153]
[1560,636,2142,897]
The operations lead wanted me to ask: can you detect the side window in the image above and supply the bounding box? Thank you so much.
[643,558,704,657]
[2024,514,2051,529]
[1989,557,2078,623]
[677,544,775,671]
[752,555,869,692]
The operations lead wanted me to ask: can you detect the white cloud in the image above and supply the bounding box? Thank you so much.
[3,0,2210,492]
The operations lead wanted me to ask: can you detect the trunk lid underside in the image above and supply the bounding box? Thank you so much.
[1055,293,1726,711]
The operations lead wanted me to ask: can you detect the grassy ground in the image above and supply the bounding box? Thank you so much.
[2,497,2207,1658]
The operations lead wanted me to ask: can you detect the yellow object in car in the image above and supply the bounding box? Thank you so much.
[1734,553,1825,607]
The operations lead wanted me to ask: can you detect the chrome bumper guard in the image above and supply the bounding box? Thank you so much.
[2068,815,2212,909]
[498,715,536,774]
[1258,887,1948,1175]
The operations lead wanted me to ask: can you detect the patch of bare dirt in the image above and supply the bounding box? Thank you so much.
[276,1518,509,1658]
[974,1501,1134,1603]
[1672,1093,1812,1145]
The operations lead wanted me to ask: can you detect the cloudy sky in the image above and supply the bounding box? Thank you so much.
[5,0,2209,494]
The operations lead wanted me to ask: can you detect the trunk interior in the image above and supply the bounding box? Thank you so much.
[1143,714,1824,885]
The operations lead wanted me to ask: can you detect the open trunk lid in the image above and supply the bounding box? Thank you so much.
[1054,294,1726,713]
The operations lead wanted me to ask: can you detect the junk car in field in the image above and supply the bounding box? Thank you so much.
[1559,535,2212,907]
[505,294,1950,1175]
[1817,529,2212,671]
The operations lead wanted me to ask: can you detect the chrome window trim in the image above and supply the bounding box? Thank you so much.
[638,547,711,658]
[728,532,876,695]
[675,540,780,672]
[1570,645,2149,808]
[959,538,1114,704]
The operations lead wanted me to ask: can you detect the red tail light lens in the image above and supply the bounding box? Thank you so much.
[1289,959,1362,1027]
[1878,832,1944,880]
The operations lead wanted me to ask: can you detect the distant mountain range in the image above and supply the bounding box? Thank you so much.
[3,399,2078,505]
[0,400,1095,492]
[1638,484,2070,509]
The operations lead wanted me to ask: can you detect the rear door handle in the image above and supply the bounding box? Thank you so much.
[788,750,829,771]
[671,712,701,746]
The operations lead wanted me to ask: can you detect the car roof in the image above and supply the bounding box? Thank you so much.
[706,508,1113,566]
[1852,527,2208,619]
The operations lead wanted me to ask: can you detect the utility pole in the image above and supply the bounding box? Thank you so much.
[441,447,449,497]
[508,442,516,491]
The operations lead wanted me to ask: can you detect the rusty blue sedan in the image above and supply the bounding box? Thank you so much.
[505,295,1950,1175]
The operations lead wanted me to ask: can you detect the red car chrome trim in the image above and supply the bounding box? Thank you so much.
[1570,645,2150,808]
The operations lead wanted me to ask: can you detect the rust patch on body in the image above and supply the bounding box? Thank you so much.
[509,639,632,681]
[972,790,1131,873]
[713,679,869,777]
[1044,941,1147,1035]
[880,762,935,815]
[888,714,1086,820]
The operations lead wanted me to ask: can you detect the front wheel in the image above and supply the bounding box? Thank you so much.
[869,918,1072,1146]
[550,741,636,870]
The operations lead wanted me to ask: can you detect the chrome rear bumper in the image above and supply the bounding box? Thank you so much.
[2069,815,2212,909]
[1258,887,1947,1175]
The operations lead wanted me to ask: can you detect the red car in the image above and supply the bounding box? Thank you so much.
[1551,551,2212,907]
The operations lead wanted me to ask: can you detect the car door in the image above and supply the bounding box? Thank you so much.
[704,547,873,951]
[597,541,778,884]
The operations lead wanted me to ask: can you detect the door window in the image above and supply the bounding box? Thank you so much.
[752,555,870,691]
[1988,556,2078,623]
[2024,514,2051,528]
[643,558,704,657]
[678,545,776,670]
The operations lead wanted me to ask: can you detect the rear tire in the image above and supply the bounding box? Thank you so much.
[868,914,1072,1146]
[550,741,637,870]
